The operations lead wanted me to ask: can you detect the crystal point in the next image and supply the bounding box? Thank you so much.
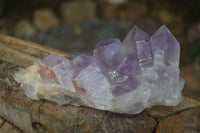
[151,25,180,67]
[124,26,150,42]
[73,61,113,109]
[93,39,126,70]
[38,55,76,93]
[72,54,95,75]
[14,25,185,114]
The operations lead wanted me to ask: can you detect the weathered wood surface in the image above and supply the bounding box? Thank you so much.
[0,34,200,133]
[0,34,72,67]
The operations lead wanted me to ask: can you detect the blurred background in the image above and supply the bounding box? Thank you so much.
[0,0,200,99]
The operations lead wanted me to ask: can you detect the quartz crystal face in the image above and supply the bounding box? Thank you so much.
[73,61,113,109]
[93,39,126,70]
[38,55,76,93]
[14,25,185,114]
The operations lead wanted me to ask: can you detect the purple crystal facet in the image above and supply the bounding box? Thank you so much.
[151,25,180,67]
[117,54,141,75]
[39,55,68,68]
[73,61,113,109]
[72,54,95,75]
[93,39,126,70]
[112,74,138,96]
[38,55,71,82]
[123,26,153,71]
[38,55,76,93]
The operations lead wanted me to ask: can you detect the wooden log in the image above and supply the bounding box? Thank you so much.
[0,35,200,133]
[0,34,72,67]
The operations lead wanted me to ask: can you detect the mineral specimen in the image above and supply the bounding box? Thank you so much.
[14,25,185,114]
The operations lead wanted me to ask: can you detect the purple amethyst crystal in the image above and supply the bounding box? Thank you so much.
[73,61,113,109]
[14,25,185,114]
[111,74,139,97]
[38,55,76,93]
[93,39,126,70]
[72,54,95,75]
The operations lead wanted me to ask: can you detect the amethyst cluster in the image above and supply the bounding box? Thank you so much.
[15,25,185,114]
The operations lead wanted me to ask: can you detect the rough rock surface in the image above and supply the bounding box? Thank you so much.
[157,107,200,133]
[0,122,22,133]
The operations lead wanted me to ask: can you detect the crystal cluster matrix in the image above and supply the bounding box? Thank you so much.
[14,25,185,114]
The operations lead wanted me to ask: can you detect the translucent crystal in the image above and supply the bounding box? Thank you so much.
[150,25,183,105]
[14,25,185,114]
[73,55,113,109]
[38,55,76,94]
[93,39,126,70]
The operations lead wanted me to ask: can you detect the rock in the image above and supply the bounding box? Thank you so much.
[125,2,147,19]
[60,1,96,25]
[157,107,200,133]
[14,19,36,38]
[181,63,200,89]
[34,9,59,31]
[181,63,200,101]
[99,113,157,133]
[146,97,200,118]
[99,3,119,19]
[0,122,22,133]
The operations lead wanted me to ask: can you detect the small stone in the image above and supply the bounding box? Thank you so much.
[15,19,36,38]
[157,107,200,133]
[34,9,59,31]
[60,1,96,25]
